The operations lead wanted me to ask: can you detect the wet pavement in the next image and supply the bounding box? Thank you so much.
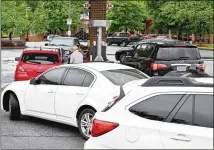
[1,47,213,87]
[0,46,213,149]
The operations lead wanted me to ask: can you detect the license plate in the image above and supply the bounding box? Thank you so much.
[177,66,187,72]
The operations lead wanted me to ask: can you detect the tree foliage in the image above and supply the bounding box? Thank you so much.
[107,1,148,32]
[1,0,85,36]
[146,0,213,35]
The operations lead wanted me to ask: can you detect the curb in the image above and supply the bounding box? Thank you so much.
[198,48,214,51]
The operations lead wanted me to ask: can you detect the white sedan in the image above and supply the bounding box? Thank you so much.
[1,62,149,139]
[85,77,213,149]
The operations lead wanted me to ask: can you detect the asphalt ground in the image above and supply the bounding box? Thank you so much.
[1,45,213,149]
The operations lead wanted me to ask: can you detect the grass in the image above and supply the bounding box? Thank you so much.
[194,43,214,50]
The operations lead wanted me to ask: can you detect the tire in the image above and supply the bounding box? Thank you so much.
[117,44,120,46]
[9,94,21,120]
[119,54,126,64]
[78,108,96,140]
[120,41,126,47]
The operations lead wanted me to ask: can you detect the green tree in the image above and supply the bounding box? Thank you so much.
[146,0,213,36]
[107,1,148,32]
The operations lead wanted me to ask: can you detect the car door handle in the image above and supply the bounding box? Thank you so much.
[171,134,192,142]
[48,90,54,93]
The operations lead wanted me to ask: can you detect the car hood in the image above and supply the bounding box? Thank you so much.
[116,47,134,53]
[1,80,30,94]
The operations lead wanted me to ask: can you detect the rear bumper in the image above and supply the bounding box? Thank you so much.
[14,72,31,81]
[84,138,113,149]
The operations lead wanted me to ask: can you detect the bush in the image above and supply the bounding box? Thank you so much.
[1,40,25,47]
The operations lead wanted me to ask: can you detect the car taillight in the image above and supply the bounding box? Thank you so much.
[200,63,206,71]
[151,63,167,71]
[17,66,25,72]
[91,119,119,137]
[128,37,131,41]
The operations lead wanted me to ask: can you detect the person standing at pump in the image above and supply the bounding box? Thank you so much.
[69,46,84,64]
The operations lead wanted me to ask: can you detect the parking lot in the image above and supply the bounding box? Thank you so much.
[1,45,213,149]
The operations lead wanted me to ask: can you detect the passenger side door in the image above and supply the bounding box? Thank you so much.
[54,68,95,123]
[160,94,213,149]
[126,93,186,149]
[25,67,67,117]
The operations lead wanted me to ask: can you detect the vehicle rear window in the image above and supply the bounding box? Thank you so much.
[157,47,201,60]
[21,53,59,64]
[101,69,148,86]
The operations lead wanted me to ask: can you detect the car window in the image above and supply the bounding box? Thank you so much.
[82,73,95,87]
[170,95,193,125]
[136,44,155,58]
[50,38,75,46]
[62,68,88,86]
[21,53,59,64]
[40,68,66,85]
[157,47,201,60]
[129,94,183,121]
[101,69,148,86]
[194,95,213,128]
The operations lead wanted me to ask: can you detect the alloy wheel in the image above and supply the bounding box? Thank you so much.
[80,113,94,138]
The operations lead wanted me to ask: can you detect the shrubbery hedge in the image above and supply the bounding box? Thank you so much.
[1,40,25,47]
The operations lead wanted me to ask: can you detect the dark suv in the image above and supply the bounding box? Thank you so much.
[117,39,205,76]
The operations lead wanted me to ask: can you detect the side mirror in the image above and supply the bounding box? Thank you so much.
[15,57,20,61]
[30,78,37,85]
[45,43,48,46]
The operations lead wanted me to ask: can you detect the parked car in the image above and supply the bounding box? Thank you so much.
[14,48,62,81]
[42,37,88,62]
[1,62,149,139]
[85,77,213,149]
[106,32,130,47]
[128,35,142,45]
[115,38,176,63]
[116,38,205,76]
[47,34,61,41]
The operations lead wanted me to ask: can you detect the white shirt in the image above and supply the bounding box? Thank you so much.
[70,50,83,64]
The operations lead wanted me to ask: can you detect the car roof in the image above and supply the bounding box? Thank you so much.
[61,62,138,72]
[138,38,196,48]
[23,48,59,54]
[53,37,78,40]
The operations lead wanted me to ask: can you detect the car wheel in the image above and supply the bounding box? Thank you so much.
[119,54,126,64]
[117,44,120,46]
[78,108,96,140]
[120,41,126,47]
[9,94,21,120]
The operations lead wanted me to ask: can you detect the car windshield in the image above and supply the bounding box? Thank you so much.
[50,38,79,46]
[157,47,201,60]
[101,69,148,86]
[21,53,59,64]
